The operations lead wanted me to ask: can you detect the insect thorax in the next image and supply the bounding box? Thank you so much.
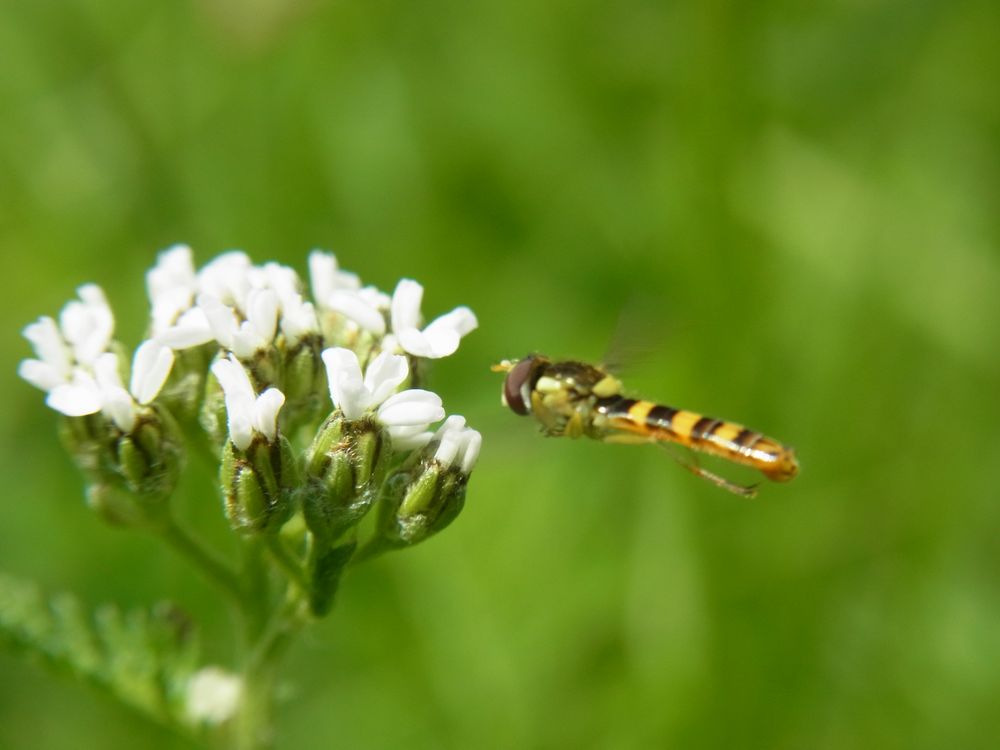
[530,361,621,438]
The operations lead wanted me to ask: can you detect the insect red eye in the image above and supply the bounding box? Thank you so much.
[503,358,536,416]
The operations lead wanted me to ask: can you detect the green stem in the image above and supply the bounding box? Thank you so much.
[236,657,276,750]
[159,519,243,604]
[265,536,309,594]
[233,538,284,750]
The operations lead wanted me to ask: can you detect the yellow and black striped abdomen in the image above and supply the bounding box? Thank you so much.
[597,396,799,482]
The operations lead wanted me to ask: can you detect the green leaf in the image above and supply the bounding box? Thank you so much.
[0,573,200,731]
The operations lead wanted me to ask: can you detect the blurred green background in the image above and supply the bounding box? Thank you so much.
[2,0,999,748]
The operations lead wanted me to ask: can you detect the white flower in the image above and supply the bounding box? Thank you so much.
[326,293,382,335]
[60,284,115,366]
[130,339,176,404]
[16,285,174,432]
[321,348,406,420]
[18,317,73,392]
[21,284,116,387]
[41,340,175,432]
[147,244,198,335]
[185,667,242,726]
[308,250,361,307]
[278,292,319,344]
[199,288,279,359]
[388,279,478,358]
[197,251,253,309]
[321,347,444,444]
[211,355,285,450]
[157,306,215,349]
[18,284,115,384]
[431,415,482,474]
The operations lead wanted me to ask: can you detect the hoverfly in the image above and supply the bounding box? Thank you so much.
[492,355,798,497]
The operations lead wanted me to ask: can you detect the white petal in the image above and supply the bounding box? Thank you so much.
[197,251,252,309]
[150,287,196,334]
[130,340,175,404]
[198,295,238,349]
[253,388,285,443]
[377,389,444,427]
[279,295,318,343]
[61,285,115,365]
[18,359,65,392]
[211,356,255,410]
[46,379,102,417]
[426,306,478,338]
[390,279,423,333]
[434,430,462,466]
[460,429,482,473]
[321,347,367,420]
[147,244,196,305]
[262,262,301,304]
[357,285,390,310]
[93,351,125,390]
[437,414,467,435]
[228,411,254,451]
[387,423,432,440]
[159,307,215,349]
[327,291,386,336]
[419,326,461,358]
[396,328,438,358]
[231,323,264,359]
[23,317,71,375]
[211,356,258,449]
[363,351,408,406]
[246,288,279,342]
[309,251,360,307]
[389,426,435,451]
[101,385,137,433]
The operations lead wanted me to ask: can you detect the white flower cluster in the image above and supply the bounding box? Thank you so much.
[18,285,174,432]
[18,245,481,470]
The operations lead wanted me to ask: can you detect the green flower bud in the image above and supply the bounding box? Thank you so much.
[280,338,327,428]
[198,367,228,450]
[301,415,391,543]
[61,408,184,529]
[372,458,468,551]
[156,344,214,425]
[220,436,297,535]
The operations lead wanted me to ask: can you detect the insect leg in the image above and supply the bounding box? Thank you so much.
[659,444,758,498]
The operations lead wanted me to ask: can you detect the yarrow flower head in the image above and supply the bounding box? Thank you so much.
[19,245,482,599]
[15,244,484,741]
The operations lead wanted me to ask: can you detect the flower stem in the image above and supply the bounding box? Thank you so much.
[265,536,309,594]
[159,518,243,603]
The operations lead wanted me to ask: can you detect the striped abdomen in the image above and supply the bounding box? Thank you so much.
[597,397,799,482]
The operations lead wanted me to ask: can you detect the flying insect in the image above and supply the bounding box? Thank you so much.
[492,354,799,497]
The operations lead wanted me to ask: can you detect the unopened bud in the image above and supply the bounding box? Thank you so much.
[156,345,214,425]
[62,408,183,528]
[220,436,296,534]
[198,369,228,449]
[373,458,468,550]
[280,338,326,427]
[302,415,391,543]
